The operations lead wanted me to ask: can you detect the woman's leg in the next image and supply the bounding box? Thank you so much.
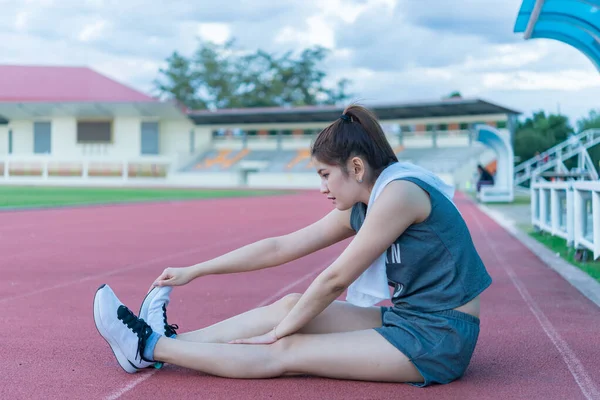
[176,293,382,343]
[154,329,423,383]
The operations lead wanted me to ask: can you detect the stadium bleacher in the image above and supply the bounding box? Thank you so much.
[180,143,489,177]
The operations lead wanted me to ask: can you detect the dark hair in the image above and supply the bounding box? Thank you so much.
[311,104,398,180]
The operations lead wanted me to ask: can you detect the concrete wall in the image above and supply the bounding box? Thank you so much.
[244,171,455,189]
[159,119,198,156]
[4,117,197,159]
[0,125,8,155]
[9,120,34,155]
[170,172,241,187]
[246,172,318,188]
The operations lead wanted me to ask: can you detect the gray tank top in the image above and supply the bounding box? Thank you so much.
[350,177,492,312]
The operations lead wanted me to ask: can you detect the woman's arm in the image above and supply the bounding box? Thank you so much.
[271,180,431,339]
[187,207,356,279]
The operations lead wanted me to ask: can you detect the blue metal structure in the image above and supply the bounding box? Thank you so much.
[475,125,515,202]
[514,0,600,71]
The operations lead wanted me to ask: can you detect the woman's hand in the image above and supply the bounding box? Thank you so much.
[153,266,195,287]
[228,328,279,345]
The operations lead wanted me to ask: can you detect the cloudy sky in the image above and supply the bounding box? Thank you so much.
[3,0,600,125]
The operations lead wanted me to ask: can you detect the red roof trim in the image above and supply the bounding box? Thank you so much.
[0,65,157,103]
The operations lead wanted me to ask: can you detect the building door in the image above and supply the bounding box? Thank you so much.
[34,122,52,154]
[141,122,159,155]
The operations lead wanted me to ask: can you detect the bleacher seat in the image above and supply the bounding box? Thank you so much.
[191,149,251,171]
[286,149,311,171]
[179,144,488,175]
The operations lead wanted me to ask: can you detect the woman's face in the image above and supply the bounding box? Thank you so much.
[313,158,364,210]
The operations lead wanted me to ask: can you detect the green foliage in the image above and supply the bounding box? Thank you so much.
[517,111,574,144]
[514,108,600,174]
[153,51,208,110]
[514,127,553,161]
[576,110,600,172]
[529,230,600,283]
[153,39,352,110]
[576,109,600,131]
[514,111,574,162]
[444,91,462,98]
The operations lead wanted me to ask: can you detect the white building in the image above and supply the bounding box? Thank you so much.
[0,65,520,190]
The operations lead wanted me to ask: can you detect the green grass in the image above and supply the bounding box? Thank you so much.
[465,190,531,205]
[0,186,289,209]
[525,227,600,283]
[490,193,531,205]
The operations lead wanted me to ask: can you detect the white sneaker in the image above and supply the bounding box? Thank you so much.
[93,284,155,373]
[139,286,179,338]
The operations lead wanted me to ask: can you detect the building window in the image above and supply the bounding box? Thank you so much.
[77,121,112,143]
[459,123,469,130]
[497,120,507,129]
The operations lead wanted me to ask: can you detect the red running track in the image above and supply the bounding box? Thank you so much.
[1,191,599,400]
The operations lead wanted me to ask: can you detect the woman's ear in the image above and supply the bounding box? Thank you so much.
[350,156,365,182]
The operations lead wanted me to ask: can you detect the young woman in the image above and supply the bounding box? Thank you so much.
[93,105,492,387]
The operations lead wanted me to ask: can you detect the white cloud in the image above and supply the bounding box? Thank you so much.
[482,70,600,91]
[197,23,231,45]
[78,20,107,42]
[14,12,29,30]
[462,44,548,70]
[318,0,396,24]
[275,15,335,48]
[0,0,598,125]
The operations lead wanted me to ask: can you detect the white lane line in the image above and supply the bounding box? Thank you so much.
[0,230,288,305]
[104,372,157,400]
[470,209,599,400]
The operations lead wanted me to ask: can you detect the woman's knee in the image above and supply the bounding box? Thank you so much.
[268,334,297,375]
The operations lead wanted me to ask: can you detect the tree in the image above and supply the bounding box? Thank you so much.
[153,51,208,110]
[513,110,574,165]
[514,109,600,175]
[576,109,600,131]
[514,128,553,161]
[153,39,352,110]
[444,91,462,99]
[576,109,600,173]
[517,111,574,144]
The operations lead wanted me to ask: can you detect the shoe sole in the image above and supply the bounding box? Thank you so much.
[93,284,140,374]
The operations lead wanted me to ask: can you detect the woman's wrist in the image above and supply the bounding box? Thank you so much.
[188,264,205,279]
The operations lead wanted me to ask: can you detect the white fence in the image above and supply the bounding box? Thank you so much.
[531,180,600,260]
[0,154,175,182]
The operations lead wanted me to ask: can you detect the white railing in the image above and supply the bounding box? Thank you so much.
[211,129,474,150]
[0,154,175,182]
[515,129,600,186]
[531,180,600,260]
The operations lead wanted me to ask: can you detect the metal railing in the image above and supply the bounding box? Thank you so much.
[515,129,600,186]
[531,180,600,260]
[210,129,474,148]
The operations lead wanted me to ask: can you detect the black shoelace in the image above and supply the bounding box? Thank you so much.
[162,304,179,338]
[117,305,153,362]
